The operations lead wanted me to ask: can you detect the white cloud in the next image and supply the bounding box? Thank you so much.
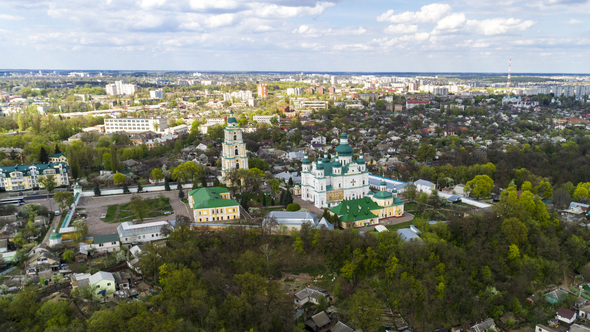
[206,13,236,28]
[435,13,466,30]
[384,24,418,34]
[139,0,166,10]
[563,18,583,24]
[466,18,536,35]
[179,21,201,31]
[377,3,452,24]
[352,27,366,35]
[254,2,335,18]
[0,14,24,20]
[189,0,242,11]
[294,25,310,34]
[255,25,274,32]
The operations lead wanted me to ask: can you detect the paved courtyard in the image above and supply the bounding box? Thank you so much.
[77,190,191,237]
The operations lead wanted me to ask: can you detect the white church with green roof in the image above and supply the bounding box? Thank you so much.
[300,133,371,209]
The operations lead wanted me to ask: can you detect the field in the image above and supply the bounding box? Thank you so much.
[100,196,174,223]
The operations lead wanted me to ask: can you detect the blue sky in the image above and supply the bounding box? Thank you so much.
[0,0,589,73]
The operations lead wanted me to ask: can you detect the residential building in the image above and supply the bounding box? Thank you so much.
[301,134,370,209]
[305,311,331,332]
[80,233,120,254]
[287,87,304,96]
[298,100,328,110]
[294,286,331,306]
[556,307,576,324]
[329,180,404,228]
[104,117,168,133]
[570,325,590,332]
[106,81,139,96]
[224,90,254,101]
[221,112,249,182]
[257,84,267,97]
[0,162,69,192]
[72,271,117,296]
[188,187,240,222]
[406,100,430,109]
[330,76,337,86]
[49,152,68,164]
[535,324,559,332]
[117,221,170,244]
[150,89,164,99]
[253,114,277,124]
[414,179,436,193]
[471,318,496,332]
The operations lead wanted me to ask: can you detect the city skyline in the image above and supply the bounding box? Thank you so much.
[1,0,589,73]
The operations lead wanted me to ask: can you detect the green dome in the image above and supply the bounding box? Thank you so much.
[380,180,387,186]
[333,159,342,167]
[228,112,238,124]
[374,190,393,199]
[316,162,324,170]
[335,133,353,156]
[356,156,366,164]
[302,157,310,165]
[49,229,62,240]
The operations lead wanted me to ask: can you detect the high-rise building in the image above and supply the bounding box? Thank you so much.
[257,84,267,98]
[317,87,325,95]
[221,112,249,183]
[106,80,139,96]
[331,76,337,86]
[150,89,164,99]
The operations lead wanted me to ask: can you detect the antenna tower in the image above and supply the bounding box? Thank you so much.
[507,58,511,88]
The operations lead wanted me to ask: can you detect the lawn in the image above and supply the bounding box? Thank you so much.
[404,202,418,211]
[101,196,174,223]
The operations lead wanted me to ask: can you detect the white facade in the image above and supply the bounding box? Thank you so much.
[150,89,164,99]
[117,221,170,244]
[301,133,370,209]
[221,112,249,180]
[104,117,168,133]
[106,81,139,96]
[253,114,277,124]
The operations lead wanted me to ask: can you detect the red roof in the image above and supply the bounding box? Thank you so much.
[557,307,576,319]
[407,100,429,104]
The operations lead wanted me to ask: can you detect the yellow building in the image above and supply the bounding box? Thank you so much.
[221,112,249,183]
[188,187,241,222]
[329,180,404,228]
[49,153,68,165]
[0,162,70,192]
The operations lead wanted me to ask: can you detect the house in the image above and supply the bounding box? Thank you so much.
[196,142,211,151]
[579,305,590,320]
[265,211,318,231]
[305,311,331,332]
[188,187,240,223]
[556,307,576,324]
[117,221,170,244]
[470,318,496,332]
[0,239,7,253]
[414,179,436,193]
[80,233,120,254]
[49,152,68,164]
[72,271,117,296]
[398,225,422,242]
[26,245,60,276]
[332,321,355,332]
[311,135,326,145]
[535,324,559,332]
[545,289,568,304]
[294,286,331,307]
[570,324,590,332]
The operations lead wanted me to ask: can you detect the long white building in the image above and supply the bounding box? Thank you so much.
[104,117,168,133]
[106,81,140,96]
[301,133,370,209]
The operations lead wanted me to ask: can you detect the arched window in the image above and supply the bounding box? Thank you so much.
[233,134,237,140]
[235,148,239,156]
[236,162,240,169]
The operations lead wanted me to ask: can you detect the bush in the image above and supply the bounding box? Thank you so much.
[286,203,301,211]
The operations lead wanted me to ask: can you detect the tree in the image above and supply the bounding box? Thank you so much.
[288,177,294,187]
[269,178,280,196]
[151,168,163,183]
[39,147,49,164]
[122,182,130,194]
[62,249,74,262]
[465,175,494,199]
[54,144,61,154]
[129,196,149,223]
[38,174,56,211]
[109,144,120,172]
[164,177,170,191]
[178,188,185,199]
[136,181,143,193]
[172,161,200,184]
[404,183,417,201]
[113,172,126,185]
[501,217,528,246]
[72,220,88,242]
[347,289,382,332]
[94,182,101,197]
[416,143,436,162]
[522,181,533,192]
[286,203,300,211]
[53,191,75,214]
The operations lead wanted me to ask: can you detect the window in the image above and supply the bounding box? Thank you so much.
[233,134,236,140]
[99,244,104,247]
[107,283,111,286]
[235,148,239,156]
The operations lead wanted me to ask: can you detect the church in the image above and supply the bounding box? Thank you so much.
[221,111,249,183]
[300,133,371,209]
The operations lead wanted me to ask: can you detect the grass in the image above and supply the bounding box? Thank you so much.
[404,202,418,211]
[100,204,118,222]
[100,197,174,223]
[385,221,414,231]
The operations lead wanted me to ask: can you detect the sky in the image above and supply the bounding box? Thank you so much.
[0,0,589,73]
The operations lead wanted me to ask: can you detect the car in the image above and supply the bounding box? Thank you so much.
[100,214,106,218]
[54,211,60,216]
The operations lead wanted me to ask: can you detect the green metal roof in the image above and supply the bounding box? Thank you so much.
[188,187,239,209]
[93,233,120,245]
[49,152,65,158]
[330,197,380,223]
[373,190,393,199]
[0,162,68,176]
[49,228,62,240]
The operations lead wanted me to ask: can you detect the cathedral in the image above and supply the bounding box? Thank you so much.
[221,112,249,182]
[301,133,371,209]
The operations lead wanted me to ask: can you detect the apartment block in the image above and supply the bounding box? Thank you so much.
[104,117,168,133]
[0,163,69,192]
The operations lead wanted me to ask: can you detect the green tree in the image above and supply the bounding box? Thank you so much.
[62,249,74,262]
[508,244,520,260]
[465,174,494,199]
[94,182,101,197]
[347,289,382,332]
[522,181,533,192]
[151,168,163,182]
[286,203,300,211]
[501,217,528,246]
[122,182,130,194]
[172,161,200,184]
[72,220,88,242]
[113,172,126,185]
[416,143,436,162]
[178,188,185,199]
[164,177,170,191]
[129,196,149,222]
[53,191,75,214]
[269,178,280,196]
[39,146,49,163]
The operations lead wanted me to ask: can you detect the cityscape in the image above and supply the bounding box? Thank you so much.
[1,1,590,332]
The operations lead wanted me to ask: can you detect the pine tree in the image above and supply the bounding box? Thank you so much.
[164,178,170,191]
[270,198,275,206]
[262,194,267,207]
[123,182,130,194]
[177,182,182,190]
[288,177,294,187]
[240,194,249,212]
[284,190,293,205]
[54,144,61,154]
[39,147,49,164]
[94,182,101,197]
[279,191,286,205]
[178,188,185,199]
[201,177,207,188]
[137,182,143,193]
